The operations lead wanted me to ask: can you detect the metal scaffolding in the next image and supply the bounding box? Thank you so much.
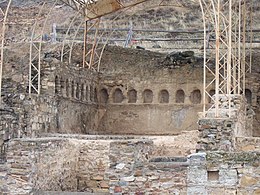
[28,1,58,96]
[61,0,154,71]
[53,0,253,117]
[60,11,83,64]
[83,18,103,71]
[200,0,252,118]
[0,0,12,106]
[0,0,254,119]
[61,0,252,118]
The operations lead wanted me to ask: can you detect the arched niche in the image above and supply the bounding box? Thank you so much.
[99,88,109,104]
[245,89,252,104]
[85,85,89,101]
[128,89,137,103]
[60,77,65,96]
[90,86,94,102]
[81,83,85,101]
[94,88,98,102]
[190,89,202,104]
[176,89,185,103]
[71,81,75,98]
[143,89,153,103]
[65,79,69,97]
[54,76,59,94]
[76,83,80,99]
[159,89,169,103]
[113,88,124,103]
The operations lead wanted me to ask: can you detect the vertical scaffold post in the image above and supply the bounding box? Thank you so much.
[29,1,57,96]
[201,0,248,118]
[0,0,12,106]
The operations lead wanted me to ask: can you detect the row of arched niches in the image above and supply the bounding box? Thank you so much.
[99,87,252,104]
[54,76,98,103]
[55,76,253,105]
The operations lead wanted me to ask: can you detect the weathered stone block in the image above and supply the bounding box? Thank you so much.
[135,177,147,182]
[219,169,237,185]
[114,186,122,193]
[240,175,258,187]
[237,189,253,195]
[92,175,104,181]
[207,187,225,195]
[100,181,109,189]
[254,188,260,195]
[121,175,135,182]
[187,186,207,195]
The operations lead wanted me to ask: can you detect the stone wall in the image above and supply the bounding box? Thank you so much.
[0,53,100,144]
[0,135,191,194]
[98,51,205,134]
[206,152,260,195]
[1,45,206,136]
[246,73,260,137]
[236,137,260,152]
[194,94,260,194]
[1,44,259,137]
[197,95,254,152]
[0,134,259,195]
[99,104,201,135]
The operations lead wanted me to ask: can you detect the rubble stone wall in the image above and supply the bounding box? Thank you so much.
[0,62,99,145]
[246,73,260,137]
[197,95,254,152]
[0,136,259,195]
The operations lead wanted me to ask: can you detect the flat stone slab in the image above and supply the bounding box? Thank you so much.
[34,191,109,195]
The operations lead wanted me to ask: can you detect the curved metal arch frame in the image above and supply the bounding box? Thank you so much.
[72,0,251,118]
[61,0,203,72]
[0,0,12,106]
[60,11,82,63]
[83,1,186,71]
[61,4,142,70]
[68,20,85,64]
[25,0,253,119]
[29,0,58,96]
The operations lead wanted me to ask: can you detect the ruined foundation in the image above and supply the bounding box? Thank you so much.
[0,1,260,194]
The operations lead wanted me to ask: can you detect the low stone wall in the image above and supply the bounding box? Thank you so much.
[206,152,260,195]
[1,137,188,194]
[0,134,259,195]
[197,118,237,152]
[197,95,254,152]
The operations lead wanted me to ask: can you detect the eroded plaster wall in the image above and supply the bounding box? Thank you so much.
[98,59,205,134]
[99,104,201,135]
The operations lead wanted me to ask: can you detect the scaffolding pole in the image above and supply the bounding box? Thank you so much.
[29,1,57,96]
[201,0,248,118]
[0,0,12,106]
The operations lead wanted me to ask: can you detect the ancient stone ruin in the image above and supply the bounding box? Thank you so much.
[0,0,259,194]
